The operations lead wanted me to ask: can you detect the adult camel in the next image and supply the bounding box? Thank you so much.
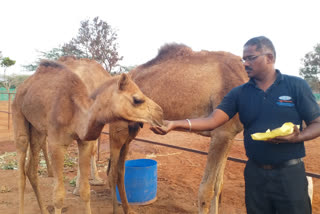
[108,44,248,214]
[12,60,163,214]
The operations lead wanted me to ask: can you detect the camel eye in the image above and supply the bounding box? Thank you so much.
[133,96,144,105]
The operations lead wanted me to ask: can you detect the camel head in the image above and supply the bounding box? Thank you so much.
[93,73,163,127]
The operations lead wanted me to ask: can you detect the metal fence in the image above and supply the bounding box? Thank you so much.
[0,88,15,101]
[0,92,14,129]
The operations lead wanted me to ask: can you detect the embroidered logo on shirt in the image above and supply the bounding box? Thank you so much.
[277,95,294,107]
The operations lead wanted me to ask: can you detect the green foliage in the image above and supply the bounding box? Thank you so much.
[0,56,17,92]
[64,154,76,168]
[0,56,16,77]
[1,160,17,170]
[22,64,38,72]
[69,176,77,187]
[300,43,320,92]
[1,57,16,68]
[22,46,69,72]
[0,74,29,92]
[0,152,17,170]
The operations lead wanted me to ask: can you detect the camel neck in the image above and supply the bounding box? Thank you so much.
[75,95,114,141]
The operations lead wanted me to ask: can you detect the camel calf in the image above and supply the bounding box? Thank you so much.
[12,60,163,214]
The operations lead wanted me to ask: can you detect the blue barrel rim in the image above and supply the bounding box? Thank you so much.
[125,158,157,168]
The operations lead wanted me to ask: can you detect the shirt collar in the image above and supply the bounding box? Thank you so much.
[248,69,283,86]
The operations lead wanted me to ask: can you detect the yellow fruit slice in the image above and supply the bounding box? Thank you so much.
[251,122,300,141]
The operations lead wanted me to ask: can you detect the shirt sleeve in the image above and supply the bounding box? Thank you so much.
[294,78,320,123]
[216,86,240,119]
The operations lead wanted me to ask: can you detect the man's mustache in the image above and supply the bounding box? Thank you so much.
[245,66,252,71]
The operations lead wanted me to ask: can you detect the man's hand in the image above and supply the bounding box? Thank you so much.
[269,125,301,144]
[150,120,174,135]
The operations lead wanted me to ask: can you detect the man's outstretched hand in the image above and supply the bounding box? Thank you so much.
[150,120,173,135]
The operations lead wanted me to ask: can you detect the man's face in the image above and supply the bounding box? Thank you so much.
[242,45,268,79]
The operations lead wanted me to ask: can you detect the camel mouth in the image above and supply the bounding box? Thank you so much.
[150,119,163,127]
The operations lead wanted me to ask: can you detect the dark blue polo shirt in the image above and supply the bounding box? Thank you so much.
[217,70,320,165]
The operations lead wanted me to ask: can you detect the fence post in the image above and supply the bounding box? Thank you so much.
[8,93,11,130]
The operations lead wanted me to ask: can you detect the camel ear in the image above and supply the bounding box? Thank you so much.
[118,73,129,91]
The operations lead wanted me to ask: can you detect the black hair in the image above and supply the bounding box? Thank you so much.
[244,36,276,60]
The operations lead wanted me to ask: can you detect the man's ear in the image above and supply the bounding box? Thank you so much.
[266,53,275,64]
[118,73,129,91]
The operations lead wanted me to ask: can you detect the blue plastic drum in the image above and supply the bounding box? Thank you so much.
[116,159,157,205]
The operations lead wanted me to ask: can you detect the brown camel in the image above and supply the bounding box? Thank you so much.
[41,56,111,185]
[12,60,163,214]
[108,44,248,214]
[58,56,111,188]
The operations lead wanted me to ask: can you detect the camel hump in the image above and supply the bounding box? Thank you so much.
[143,43,193,67]
[37,60,66,72]
[58,55,77,62]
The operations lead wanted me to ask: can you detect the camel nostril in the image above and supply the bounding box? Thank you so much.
[202,202,206,206]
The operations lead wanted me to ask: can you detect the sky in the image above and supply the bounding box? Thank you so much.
[0,0,319,77]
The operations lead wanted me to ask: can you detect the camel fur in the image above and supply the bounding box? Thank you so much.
[108,44,248,214]
[41,56,112,185]
[58,56,112,189]
[12,60,163,214]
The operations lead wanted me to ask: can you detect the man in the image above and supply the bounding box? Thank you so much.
[151,36,320,214]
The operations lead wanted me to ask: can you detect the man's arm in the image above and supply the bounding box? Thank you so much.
[150,109,230,135]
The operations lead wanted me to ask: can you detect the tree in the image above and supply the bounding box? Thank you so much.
[0,56,16,92]
[22,46,70,72]
[62,16,123,72]
[299,43,320,92]
[22,17,123,73]
[0,74,29,92]
[1,57,16,78]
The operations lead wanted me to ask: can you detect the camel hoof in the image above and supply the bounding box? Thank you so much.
[89,178,105,186]
[73,187,80,196]
[47,205,54,214]
[46,205,68,214]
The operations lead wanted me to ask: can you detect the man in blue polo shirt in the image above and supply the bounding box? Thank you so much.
[151,36,320,214]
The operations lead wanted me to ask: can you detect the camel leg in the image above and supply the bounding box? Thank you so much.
[42,139,53,177]
[12,110,30,214]
[48,135,69,214]
[109,124,126,214]
[109,121,141,214]
[27,128,49,214]
[89,140,104,185]
[17,143,28,214]
[73,164,81,196]
[77,140,92,214]
[198,131,234,214]
[73,140,103,196]
[117,142,131,212]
